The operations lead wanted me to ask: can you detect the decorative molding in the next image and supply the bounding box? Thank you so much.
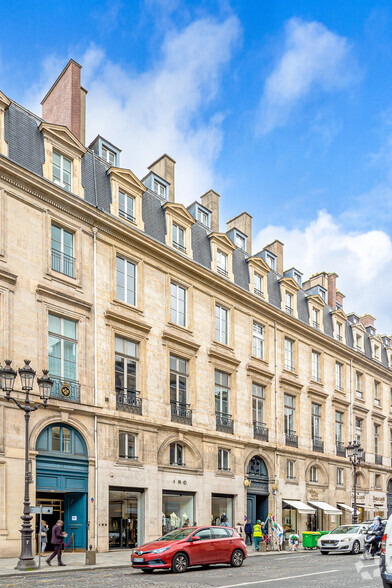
[331,395,350,408]
[105,309,152,335]
[353,403,370,415]
[36,284,92,312]
[208,232,236,252]
[162,202,195,227]
[246,361,274,381]
[279,374,303,391]
[0,268,17,285]
[208,346,241,369]
[246,256,270,274]
[162,330,200,353]
[107,167,146,195]
[307,385,328,401]
[38,122,87,156]
[278,276,300,292]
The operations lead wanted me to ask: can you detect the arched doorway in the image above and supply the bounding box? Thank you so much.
[388,480,392,518]
[36,424,88,550]
[246,456,269,525]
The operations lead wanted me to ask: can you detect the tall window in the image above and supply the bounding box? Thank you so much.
[284,338,294,371]
[172,223,185,251]
[197,208,209,226]
[119,191,135,222]
[235,233,246,250]
[285,292,293,315]
[119,432,136,459]
[217,251,228,276]
[170,283,186,327]
[337,468,344,486]
[336,322,342,341]
[154,179,166,198]
[215,304,228,345]
[116,256,136,306]
[252,323,264,359]
[218,448,229,471]
[53,151,72,192]
[356,373,362,398]
[287,460,295,480]
[254,273,262,296]
[375,474,381,489]
[335,411,343,444]
[170,442,184,466]
[266,254,275,270]
[390,429,392,458]
[51,224,74,278]
[311,403,321,440]
[336,362,343,391]
[284,394,295,434]
[374,381,380,406]
[102,145,116,165]
[312,308,320,330]
[252,383,265,424]
[170,355,188,406]
[390,388,392,412]
[215,370,229,416]
[115,337,138,393]
[355,417,362,445]
[374,424,380,455]
[310,465,318,483]
[51,425,71,453]
[356,334,363,351]
[312,351,321,382]
[48,314,77,381]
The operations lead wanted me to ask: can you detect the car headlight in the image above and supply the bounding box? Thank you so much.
[151,546,170,554]
[340,538,350,542]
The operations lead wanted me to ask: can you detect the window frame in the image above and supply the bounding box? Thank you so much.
[335,362,343,391]
[119,431,137,460]
[284,394,295,434]
[48,313,78,382]
[170,355,188,406]
[119,190,135,223]
[170,282,187,327]
[252,322,264,359]
[215,304,229,345]
[51,223,75,278]
[284,338,294,371]
[116,255,137,307]
[170,441,184,466]
[252,383,265,425]
[218,448,230,471]
[215,370,230,416]
[115,336,139,394]
[172,223,186,252]
[337,468,344,486]
[287,460,295,480]
[216,250,228,277]
[310,465,318,483]
[52,150,73,192]
[311,351,321,382]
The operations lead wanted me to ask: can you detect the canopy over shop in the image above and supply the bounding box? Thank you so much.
[308,501,342,531]
[282,500,316,534]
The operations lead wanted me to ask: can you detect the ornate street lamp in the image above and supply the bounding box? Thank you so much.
[0,360,53,571]
[346,440,364,525]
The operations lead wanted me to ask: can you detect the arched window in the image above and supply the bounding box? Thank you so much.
[388,479,392,494]
[170,442,184,466]
[247,456,268,480]
[310,465,318,483]
[36,424,87,456]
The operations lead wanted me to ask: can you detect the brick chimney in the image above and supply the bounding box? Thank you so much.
[265,240,284,275]
[226,212,252,254]
[201,190,220,232]
[41,59,87,144]
[336,291,345,308]
[148,154,176,202]
[359,314,375,328]
[327,273,338,308]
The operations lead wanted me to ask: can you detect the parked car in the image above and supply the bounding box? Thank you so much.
[317,524,368,555]
[380,513,392,586]
[131,526,247,573]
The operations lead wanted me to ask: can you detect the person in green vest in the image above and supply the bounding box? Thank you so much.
[253,520,263,551]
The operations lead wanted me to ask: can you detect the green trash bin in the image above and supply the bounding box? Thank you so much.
[302,531,321,549]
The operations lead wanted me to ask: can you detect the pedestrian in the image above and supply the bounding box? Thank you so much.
[235,522,243,537]
[244,520,253,545]
[221,516,229,527]
[253,520,263,551]
[40,520,49,557]
[46,520,67,566]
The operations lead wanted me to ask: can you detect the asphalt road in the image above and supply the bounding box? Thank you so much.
[0,551,382,588]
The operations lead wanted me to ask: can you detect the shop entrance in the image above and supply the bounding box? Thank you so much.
[246,456,269,525]
[35,424,89,550]
[109,487,144,549]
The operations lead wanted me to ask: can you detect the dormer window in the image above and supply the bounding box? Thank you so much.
[356,334,362,351]
[320,289,326,302]
[53,151,72,192]
[254,273,263,296]
[102,145,116,166]
[217,250,228,276]
[197,207,210,227]
[294,272,302,286]
[312,308,320,330]
[172,223,185,252]
[285,292,293,315]
[235,233,246,250]
[336,322,342,342]
[374,345,380,361]
[266,254,276,271]
[154,179,166,198]
[119,191,135,223]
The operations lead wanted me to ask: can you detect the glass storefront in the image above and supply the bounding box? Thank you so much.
[162,491,194,535]
[282,505,297,535]
[109,487,143,549]
[211,494,233,527]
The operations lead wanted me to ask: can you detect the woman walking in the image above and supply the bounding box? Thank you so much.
[40,520,49,557]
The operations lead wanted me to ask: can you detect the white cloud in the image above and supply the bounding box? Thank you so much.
[254,210,392,334]
[258,18,358,134]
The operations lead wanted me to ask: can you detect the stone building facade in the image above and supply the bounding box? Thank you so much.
[1,60,392,557]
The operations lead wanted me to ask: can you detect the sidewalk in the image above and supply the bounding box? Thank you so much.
[0,546,307,578]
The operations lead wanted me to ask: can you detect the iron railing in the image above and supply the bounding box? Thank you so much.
[253,422,269,442]
[285,306,293,315]
[375,454,383,465]
[171,402,192,425]
[285,431,298,447]
[51,248,75,278]
[173,240,186,252]
[313,321,320,330]
[217,266,228,277]
[116,389,142,415]
[119,209,136,223]
[50,376,80,403]
[313,436,324,453]
[254,288,262,296]
[216,412,234,434]
[336,441,346,457]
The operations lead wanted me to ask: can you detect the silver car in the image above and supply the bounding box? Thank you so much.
[318,524,368,555]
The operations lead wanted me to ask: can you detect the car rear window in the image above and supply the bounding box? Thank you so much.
[212,528,230,539]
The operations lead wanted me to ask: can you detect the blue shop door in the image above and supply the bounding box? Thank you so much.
[247,495,256,525]
[64,493,87,549]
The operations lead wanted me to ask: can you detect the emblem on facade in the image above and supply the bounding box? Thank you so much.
[60,383,71,397]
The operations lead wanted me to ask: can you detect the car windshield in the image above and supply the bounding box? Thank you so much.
[156,528,195,541]
[330,525,360,535]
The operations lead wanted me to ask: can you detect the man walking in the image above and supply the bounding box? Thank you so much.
[46,520,67,566]
[244,520,253,545]
[253,520,263,551]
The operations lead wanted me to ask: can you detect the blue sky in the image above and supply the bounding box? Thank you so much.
[2,0,392,332]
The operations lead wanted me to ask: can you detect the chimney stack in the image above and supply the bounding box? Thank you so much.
[226,212,252,254]
[359,314,375,328]
[327,273,338,309]
[201,190,220,232]
[336,291,345,309]
[41,59,87,144]
[148,154,176,202]
[265,240,284,275]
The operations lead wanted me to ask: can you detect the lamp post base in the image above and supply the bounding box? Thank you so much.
[14,557,38,571]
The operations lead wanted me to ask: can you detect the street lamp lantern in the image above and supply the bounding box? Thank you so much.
[0,359,17,394]
[18,360,36,391]
[37,370,53,401]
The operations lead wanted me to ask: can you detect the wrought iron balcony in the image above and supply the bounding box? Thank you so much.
[313,321,320,330]
[375,454,383,465]
[173,240,186,252]
[171,402,192,425]
[285,306,293,315]
[217,266,228,277]
[285,431,298,447]
[50,376,80,403]
[336,334,342,342]
[116,389,142,415]
[254,288,262,296]
[216,412,234,434]
[51,248,75,278]
[356,390,363,398]
[336,441,346,457]
[313,436,324,453]
[253,421,269,442]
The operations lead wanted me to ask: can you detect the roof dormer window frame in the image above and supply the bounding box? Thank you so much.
[196,204,211,228]
[306,294,326,334]
[247,256,270,301]
[279,277,300,319]
[370,334,383,363]
[331,309,347,345]
[163,202,195,258]
[108,167,145,231]
[234,231,246,251]
[142,171,170,200]
[351,322,366,353]
[209,233,236,281]
[266,253,276,271]
[102,144,117,166]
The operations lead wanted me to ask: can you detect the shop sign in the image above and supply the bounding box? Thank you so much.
[172,479,188,485]
[374,495,385,504]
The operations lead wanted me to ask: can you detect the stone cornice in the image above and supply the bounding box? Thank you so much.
[307,385,328,401]
[207,346,241,369]
[246,361,274,381]
[105,309,152,335]
[0,268,17,285]
[0,91,10,111]
[162,330,200,354]
[36,284,92,312]
[279,374,303,392]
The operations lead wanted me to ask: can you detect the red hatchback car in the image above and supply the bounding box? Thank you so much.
[131,526,247,574]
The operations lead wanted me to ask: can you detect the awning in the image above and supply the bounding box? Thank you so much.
[283,500,316,514]
[308,501,342,515]
[337,503,354,513]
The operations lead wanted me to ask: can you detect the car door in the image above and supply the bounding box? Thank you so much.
[188,528,215,565]
[211,527,233,563]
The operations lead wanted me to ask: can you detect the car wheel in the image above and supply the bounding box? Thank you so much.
[320,551,329,555]
[230,549,244,567]
[351,540,360,555]
[172,553,188,573]
[141,569,154,573]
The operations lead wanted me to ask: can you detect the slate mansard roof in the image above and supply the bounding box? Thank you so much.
[3,100,391,370]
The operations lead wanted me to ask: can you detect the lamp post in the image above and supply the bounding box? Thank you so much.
[0,360,53,571]
[346,440,364,525]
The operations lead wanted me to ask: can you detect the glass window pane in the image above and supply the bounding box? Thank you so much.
[115,336,124,354]
[63,318,76,340]
[48,314,61,335]
[62,428,71,452]
[52,426,60,451]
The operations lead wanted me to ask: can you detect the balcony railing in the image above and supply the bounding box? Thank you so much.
[51,248,75,278]
[217,266,228,277]
[285,431,298,447]
[171,402,192,426]
[313,436,324,453]
[356,390,363,398]
[216,412,234,434]
[312,374,321,383]
[313,321,320,330]
[173,240,186,252]
[116,389,142,415]
[336,334,342,342]
[285,306,293,315]
[253,421,269,442]
[50,376,80,403]
[119,454,138,460]
[336,441,346,457]
[375,454,383,465]
[254,288,262,296]
[119,209,136,223]
[336,384,343,392]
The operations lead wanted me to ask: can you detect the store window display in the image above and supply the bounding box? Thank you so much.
[162,491,194,535]
[211,494,233,527]
[108,487,143,549]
